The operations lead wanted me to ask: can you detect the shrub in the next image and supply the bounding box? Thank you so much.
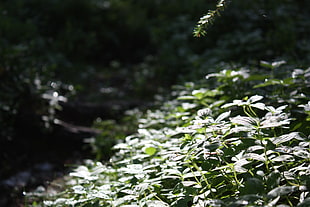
[30,62,310,206]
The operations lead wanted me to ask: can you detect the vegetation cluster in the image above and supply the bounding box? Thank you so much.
[30,61,310,206]
[0,0,310,206]
[1,0,310,140]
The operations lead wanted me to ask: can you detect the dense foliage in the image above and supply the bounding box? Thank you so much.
[0,0,207,181]
[1,0,310,206]
[28,62,310,206]
[0,0,208,146]
[1,0,310,141]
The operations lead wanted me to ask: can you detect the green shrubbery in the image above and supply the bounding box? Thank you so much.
[28,62,310,206]
[1,0,310,205]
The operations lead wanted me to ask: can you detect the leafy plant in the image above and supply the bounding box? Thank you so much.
[85,108,143,160]
[29,62,309,206]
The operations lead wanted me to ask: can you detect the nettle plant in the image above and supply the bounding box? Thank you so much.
[34,62,309,207]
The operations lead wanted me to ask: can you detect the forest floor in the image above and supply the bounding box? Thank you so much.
[0,69,152,206]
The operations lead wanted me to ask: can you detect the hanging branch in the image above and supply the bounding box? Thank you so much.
[193,0,229,37]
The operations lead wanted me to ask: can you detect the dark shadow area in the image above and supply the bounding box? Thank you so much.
[0,114,93,206]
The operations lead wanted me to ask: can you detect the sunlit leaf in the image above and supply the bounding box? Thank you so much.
[183,171,206,179]
[267,196,280,206]
[230,126,254,133]
[192,89,207,99]
[72,185,86,194]
[247,145,264,152]
[230,116,257,126]
[260,114,291,128]
[265,105,288,113]
[267,186,297,198]
[260,60,273,69]
[272,60,286,68]
[251,102,265,110]
[146,200,169,207]
[248,95,263,103]
[298,101,310,112]
[205,199,224,207]
[182,181,201,188]
[69,166,98,181]
[271,155,295,162]
[215,111,231,122]
[120,164,144,175]
[298,198,310,207]
[271,132,303,145]
[197,108,212,117]
[293,150,310,159]
[113,195,138,206]
[234,159,250,173]
[222,100,243,108]
[260,60,286,69]
[177,95,196,100]
[244,153,265,161]
[144,147,157,156]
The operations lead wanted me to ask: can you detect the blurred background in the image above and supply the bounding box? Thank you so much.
[1,0,310,205]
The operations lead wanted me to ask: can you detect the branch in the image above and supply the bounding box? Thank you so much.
[193,0,229,37]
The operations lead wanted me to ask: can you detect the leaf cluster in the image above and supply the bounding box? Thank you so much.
[32,62,310,206]
[193,0,229,37]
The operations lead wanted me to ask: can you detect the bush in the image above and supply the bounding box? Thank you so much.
[30,62,310,206]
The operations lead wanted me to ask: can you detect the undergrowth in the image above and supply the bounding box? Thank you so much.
[27,61,310,206]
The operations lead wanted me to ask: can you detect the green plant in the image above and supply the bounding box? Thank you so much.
[85,108,143,160]
[4,0,309,205]
[193,0,229,37]
[31,63,309,206]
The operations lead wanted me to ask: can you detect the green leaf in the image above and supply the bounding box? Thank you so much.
[192,88,211,99]
[248,95,263,103]
[215,111,231,122]
[183,171,206,179]
[240,178,264,195]
[205,199,224,207]
[72,185,86,194]
[271,60,286,68]
[271,132,303,145]
[69,166,98,181]
[253,79,283,88]
[182,181,201,188]
[293,150,309,159]
[266,171,281,190]
[144,147,157,156]
[230,116,257,127]
[234,159,250,173]
[298,198,310,207]
[244,153,266,161]
[260,60,286,69]
[251,102,265,110]
[146,200,169,207]
[247,145,265,152]
[260,60,273,69]
[271,155,295,162]
[267,186,297,198]
[177,95,196,100]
